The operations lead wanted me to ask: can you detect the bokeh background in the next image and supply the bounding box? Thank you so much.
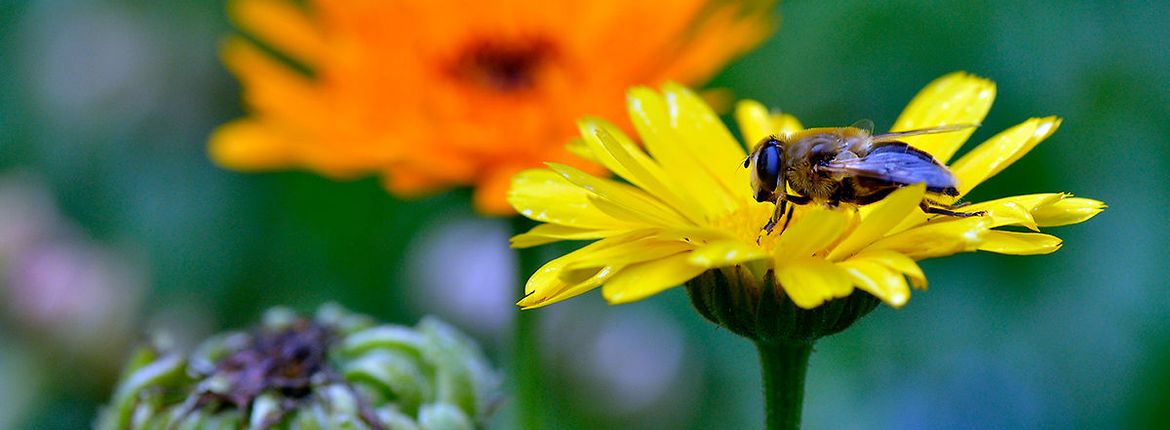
[1,1,1167,428]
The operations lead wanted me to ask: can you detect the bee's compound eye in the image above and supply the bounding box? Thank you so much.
[754,140,782,200]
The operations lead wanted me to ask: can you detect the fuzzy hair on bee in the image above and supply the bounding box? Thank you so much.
[744,123,985,240]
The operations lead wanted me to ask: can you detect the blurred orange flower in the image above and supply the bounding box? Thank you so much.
[209,0,776,214]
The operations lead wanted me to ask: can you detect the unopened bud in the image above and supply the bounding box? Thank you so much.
[96,304,500,429]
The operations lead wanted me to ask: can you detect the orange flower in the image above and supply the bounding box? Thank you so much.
[210,0,776,214]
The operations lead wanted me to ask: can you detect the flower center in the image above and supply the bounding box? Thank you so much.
[452,38,556,93]
[710,203,783,252]
[210,319,330,404]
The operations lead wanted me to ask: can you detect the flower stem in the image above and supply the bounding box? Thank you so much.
[755,340,813,430]
[511,217,542,430]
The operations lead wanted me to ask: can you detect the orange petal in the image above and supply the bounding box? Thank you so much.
[208,119,296,170]
[228,0,326,66]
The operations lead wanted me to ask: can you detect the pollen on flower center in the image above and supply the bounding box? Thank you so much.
[710,203,783,252]
[452,37,557,93]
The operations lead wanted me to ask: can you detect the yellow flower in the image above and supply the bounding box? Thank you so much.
[509,72,1104,310]
[209,0,775,214]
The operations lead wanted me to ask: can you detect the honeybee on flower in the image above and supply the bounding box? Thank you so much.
[744,122,984,238]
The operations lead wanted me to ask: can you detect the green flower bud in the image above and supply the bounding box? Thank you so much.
[685,266,880,344]
[96,304,500,430]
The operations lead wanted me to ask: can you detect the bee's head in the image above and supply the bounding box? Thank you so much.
[747,135,785,203]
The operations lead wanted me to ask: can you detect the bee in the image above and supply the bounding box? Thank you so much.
[745,122,985,238]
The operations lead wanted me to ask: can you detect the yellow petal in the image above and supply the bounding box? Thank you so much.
[828,184,925,261]
[978,231,1062,255]
[837,260,910,307]
[524,235,628,295]
[229,0,325,66]
[968,198,1041,231]
[651,225,741,244]
[601,253,707,304]
[563,238,692,274]
[734,100,804,144]
[508,169,629,230]
[547,163,691,227]
[887,210,930,236]
[577,118,659,191]
[519,256,607,309]
[663,83,748,165]
[735,100,774,145]
[868,217,988,260]
[951,117,1062,197]
[510,224,623,248]
[688,240,768,268]
[565,137,597,163]
[892,72,996,163]
[586,194,679,232]
[894,184,1068,236]
[627,87,738,216]
[967,193,1062,211]
[1032,196,1106,227]
[960,193,1065,232]
[518,265,613,310]
[519,232,653,308]
[580,120,705,224]
[774,258,853,309]
[964,193,1105,228]
[774,207,849,261]
[777,115,804,137]
[852,250,928,289]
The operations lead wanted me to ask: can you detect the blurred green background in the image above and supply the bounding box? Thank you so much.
[1,0,1167,428]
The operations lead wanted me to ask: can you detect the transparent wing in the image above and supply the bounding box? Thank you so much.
[819,143,959,195]
[871,124,979,144]
[848,119,875,136]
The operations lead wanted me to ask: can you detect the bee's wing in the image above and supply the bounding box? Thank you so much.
[870,124,979,144]
[849,119,875,135]
[820,143,959,195]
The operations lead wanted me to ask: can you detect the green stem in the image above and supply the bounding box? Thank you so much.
[511,217,542,430]
[755,340,813,430]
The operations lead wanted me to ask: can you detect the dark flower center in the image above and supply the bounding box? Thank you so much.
[212,320,331,406]
[453,38,556,93]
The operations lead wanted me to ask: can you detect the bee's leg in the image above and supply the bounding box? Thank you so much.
[759,194,812,243]
[758,197,787,244]
[780,204,796,232]
[787,194,812,205]
[920,200,985,217]
[766,195,809,237]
